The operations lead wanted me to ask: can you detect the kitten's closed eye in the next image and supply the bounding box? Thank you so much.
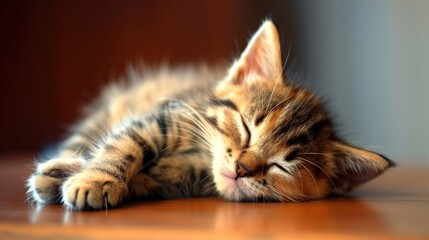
[267,163,289,174]
[240,118,251,148]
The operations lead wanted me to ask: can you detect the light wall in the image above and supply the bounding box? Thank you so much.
[293,1,429,164]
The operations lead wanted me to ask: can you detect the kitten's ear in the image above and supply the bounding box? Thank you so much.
[332,141,395,192]
[226,20,283,85]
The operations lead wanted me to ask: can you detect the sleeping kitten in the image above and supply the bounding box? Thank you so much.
[27,20,393,210]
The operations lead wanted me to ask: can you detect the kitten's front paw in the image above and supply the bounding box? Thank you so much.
[62,170,127,210]
[27,158,84,204]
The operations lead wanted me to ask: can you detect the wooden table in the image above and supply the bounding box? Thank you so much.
[0,155,428,239]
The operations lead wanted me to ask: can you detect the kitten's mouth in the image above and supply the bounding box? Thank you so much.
[218,172,256,201]
[213,164,246,200]
[220,171,237,184]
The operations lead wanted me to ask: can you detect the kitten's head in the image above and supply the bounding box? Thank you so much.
[206,20,393,202]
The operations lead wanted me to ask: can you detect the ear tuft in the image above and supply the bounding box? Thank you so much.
[226,20,283,85]
[380,153,397,167]
[332,141,393,192]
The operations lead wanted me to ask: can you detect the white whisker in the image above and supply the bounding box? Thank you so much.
[297,157,338,192]
[297,162,320,197]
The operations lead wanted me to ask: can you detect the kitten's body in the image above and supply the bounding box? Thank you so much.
[30,66,221,204]
[27,21,393,210]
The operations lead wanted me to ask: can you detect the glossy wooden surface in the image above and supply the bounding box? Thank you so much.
[0,155,428,239]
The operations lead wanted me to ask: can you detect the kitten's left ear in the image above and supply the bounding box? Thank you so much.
[332,141,395,192]
[226,20,284,85]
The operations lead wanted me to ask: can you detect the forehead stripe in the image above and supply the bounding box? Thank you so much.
[308,119,329,138]
[210,98,238,111]
[272,102,317,139]
[286,134,309,146]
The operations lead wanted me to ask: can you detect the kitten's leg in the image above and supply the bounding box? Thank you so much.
[62,110,196,210]
[127,151,214,200]
[27,110,107,204]
[27,157,85,204]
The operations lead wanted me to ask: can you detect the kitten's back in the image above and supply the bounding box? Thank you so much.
[87,64,224,129]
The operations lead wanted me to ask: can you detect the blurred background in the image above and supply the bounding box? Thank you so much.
[0,1,427,164]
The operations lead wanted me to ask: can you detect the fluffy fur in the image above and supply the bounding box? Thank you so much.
[26,20,393,210]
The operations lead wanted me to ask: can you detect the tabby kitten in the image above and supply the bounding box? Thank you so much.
[27,20,393,210]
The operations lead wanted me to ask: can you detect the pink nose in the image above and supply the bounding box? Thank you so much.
[235,161,250,179]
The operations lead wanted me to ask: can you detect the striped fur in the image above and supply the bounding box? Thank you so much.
[26,20,393,210]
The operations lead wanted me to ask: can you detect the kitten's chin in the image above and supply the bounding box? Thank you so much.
[213,172,243,201]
